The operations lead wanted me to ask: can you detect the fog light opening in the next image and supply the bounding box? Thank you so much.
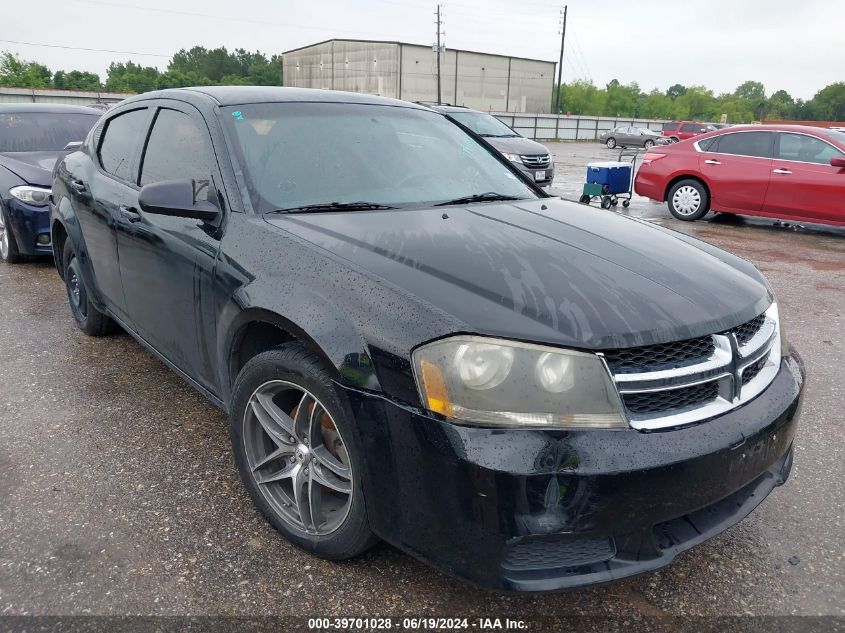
[37,234,52,246]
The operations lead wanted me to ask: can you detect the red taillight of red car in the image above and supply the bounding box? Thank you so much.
[641,152,667,165]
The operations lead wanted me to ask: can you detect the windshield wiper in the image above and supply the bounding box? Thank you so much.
[435,192,526,207]
[272,201,397,214]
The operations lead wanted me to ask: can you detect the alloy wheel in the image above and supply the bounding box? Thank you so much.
[671,185,702,216]
[243,380,353,535]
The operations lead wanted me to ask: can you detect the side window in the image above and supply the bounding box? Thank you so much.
[680,123,698,133]
[139,108,215,187]
[778,133,844,165]
[98,108,148,182]
[698,136,718,152]
[714,132,772,158]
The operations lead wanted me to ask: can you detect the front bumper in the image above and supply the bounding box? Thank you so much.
[345,353,804,592]
[514,162,554,186]
[2,197,52,255]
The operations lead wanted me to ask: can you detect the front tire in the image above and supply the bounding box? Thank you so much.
[667,179,710,221]
[0,205,23,264]
[606,138,617,149]
[63,240,113,335]
[644,139,655,149]
[230,344,378,560]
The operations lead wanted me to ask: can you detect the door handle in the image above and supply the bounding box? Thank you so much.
[118,205,142,222]
[704,159,721,165]
[772,168,792,175]
[69,179,87,193]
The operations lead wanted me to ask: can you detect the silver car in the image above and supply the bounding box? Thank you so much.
[599,126,664,149]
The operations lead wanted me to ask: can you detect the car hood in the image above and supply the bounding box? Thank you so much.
[265,198,771,349]
[0,151,63,186]
[483,136,550,156]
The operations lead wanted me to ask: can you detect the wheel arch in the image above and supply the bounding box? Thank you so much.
[224,308,341,393]
[664,174,711,204]
[51,217,68,279]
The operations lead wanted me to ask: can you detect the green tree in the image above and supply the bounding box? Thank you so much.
[0,51,52,88]
[666,83,687,100]
[767,89,795,120]
[53,70,101,91]
[105,61,161,93]
[810,83,845,121]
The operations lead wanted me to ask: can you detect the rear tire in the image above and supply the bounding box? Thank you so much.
[63,240,114,336]
[230,344,378,560]
[0,205,23,264]
[667,179,710,221]
[601,196,612,209]
[606,138,617,149]
[579,194,591,204]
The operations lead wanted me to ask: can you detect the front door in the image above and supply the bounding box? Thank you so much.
[74,106,151,320]
[763,132,845,224]
[114,103,223,390]
[701,131,774,213]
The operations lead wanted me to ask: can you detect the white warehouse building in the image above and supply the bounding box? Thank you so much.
[282,39,556,113]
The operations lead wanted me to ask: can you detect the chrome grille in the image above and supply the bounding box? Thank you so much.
[602,304,782,430]
[603,336,714,374]
[520,154,550,168]
[622,381,719,414]
[732,314,765,347]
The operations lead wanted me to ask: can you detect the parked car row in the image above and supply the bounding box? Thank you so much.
[635,125,845,226]
[2,87,804,593]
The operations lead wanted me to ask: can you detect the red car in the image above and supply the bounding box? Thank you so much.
[661,121,715,143]
[635,125,845,226]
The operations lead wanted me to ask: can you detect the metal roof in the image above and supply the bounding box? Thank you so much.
[282,38,556,65]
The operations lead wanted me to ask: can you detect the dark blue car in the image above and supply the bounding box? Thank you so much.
[0,104,101,263]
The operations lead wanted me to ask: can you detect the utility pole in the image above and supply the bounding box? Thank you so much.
[554,5,567,114]
[435,3,444,104]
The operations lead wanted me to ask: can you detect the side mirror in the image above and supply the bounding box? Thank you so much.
[138,179,220,222]
[63,141,83,151]
[830,157,845,168]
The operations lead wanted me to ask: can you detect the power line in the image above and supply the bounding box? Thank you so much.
[0,38,169,58]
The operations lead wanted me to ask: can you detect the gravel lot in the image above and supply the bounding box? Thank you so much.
[0,142,843,629]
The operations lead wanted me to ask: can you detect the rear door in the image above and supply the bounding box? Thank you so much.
[114,101,223,389]
[700,131,774,212]
[75,106,151,320]
[763,132,845,223]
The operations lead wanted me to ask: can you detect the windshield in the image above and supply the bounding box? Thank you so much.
[662,122,677,132]
[221,103,536,213]
[0,112,100,152]
[445,111,519,138]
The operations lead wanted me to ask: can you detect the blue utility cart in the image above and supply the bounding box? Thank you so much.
[579,148,640,209]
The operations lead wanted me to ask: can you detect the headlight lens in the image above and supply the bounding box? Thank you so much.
[500,151,521,163]
[9,185,51,207]
[412,336,627,429]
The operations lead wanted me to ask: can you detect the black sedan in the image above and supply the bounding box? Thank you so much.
[51,87,804,592]
[0,103,100,262]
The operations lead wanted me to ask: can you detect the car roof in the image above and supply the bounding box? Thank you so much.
[0,103,103,114]
[121,86,429,110]
[710,124,837,135]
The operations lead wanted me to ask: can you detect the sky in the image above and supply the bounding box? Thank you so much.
[2,0,840,99]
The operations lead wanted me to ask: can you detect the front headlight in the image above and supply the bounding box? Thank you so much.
[499,151,521,163]
[412,336,627,429]
[9,185,51,207]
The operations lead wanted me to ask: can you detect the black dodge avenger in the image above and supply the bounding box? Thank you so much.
[51,87,804,591]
